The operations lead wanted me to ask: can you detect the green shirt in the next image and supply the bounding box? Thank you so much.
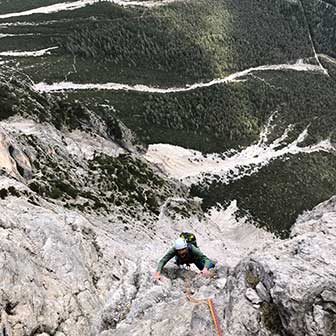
[157,245,212,272]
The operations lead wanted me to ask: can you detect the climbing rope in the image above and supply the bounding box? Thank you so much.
[185,269,223,336]
[207,298,223,336]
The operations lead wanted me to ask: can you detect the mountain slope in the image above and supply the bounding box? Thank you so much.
[0,0,315,85]
[0,1,336,335]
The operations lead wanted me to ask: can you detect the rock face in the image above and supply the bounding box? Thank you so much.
[1,141,336,336]
[0,76,335,336]
[0,128,32,180]
[224,197,336,336]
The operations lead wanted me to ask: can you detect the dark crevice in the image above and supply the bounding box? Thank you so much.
[8,145,14,156]
[4,301,18,315]
[2,326,9,336]
[7,144,26,178]
[16,164,25,178]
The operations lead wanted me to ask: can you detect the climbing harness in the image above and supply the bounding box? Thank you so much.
[185,269,223,336]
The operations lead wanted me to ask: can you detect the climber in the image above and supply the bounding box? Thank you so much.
[154,237,215,282]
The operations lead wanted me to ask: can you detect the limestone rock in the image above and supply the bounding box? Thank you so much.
[256,282,271,303]
[245,288,263,305]
[0,128,32,180]
[0,113,335,336]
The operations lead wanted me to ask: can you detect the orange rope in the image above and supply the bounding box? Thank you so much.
[185,270,223,336]
[208,298,223,336]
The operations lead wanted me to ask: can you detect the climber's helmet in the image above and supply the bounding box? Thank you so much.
[175,238,188,258]
[175,237,187,250]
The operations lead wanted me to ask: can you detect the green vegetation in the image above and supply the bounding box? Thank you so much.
[88,153,172,214]
[301,0,336,58]
[257,70,336,146]
[261,303,283,334]
[1,0,336,237]
[28,161,81,201]
[65,79,277,152]
[0,0,78,14]
[65,69,336,153]
[0,81,19,120]
[27,140,177,216]
[161,198,204,221]
[52,179,79,199]
[1,0,313,85]
[0,186,21,199]
[0,74,165,217]
[245,271,260,289]
[56,0,311,82]
[0,35,53,53]
[0,188,8,199]
[320,56,336,81]
[0,73,128,148]
[18,56,177,86]
[8,186,21,197]
[0,70,57,122]
[50,100,92,130]
[190,152,336,238]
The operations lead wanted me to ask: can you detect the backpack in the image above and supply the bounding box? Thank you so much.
[180,232,198,248]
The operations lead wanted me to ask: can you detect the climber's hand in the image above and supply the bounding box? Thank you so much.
[153,271,161,283]
[201,268,210,277]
